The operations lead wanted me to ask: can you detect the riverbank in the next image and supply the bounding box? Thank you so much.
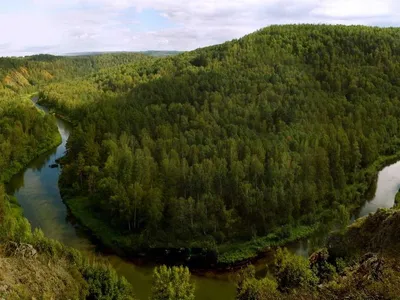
[0,95,132,299]
[0,195,132,299]
[59,148,400,269]
[5,102,237,300]
[61,192,316,268]
[2,132,61,184]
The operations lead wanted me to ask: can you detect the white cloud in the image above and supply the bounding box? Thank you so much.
[312,0,392,18]
[1,0,400,56]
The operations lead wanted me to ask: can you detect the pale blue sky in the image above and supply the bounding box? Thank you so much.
[0,0,399,56]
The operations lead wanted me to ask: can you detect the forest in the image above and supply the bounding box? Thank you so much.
[34,25,400,262]
[2,24,400,299]
[0,52,152,181]
[0,53,151,299]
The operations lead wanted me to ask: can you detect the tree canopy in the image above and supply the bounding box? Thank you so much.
[35,25,400,257]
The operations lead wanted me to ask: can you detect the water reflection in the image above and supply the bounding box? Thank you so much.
[357,161,400,216]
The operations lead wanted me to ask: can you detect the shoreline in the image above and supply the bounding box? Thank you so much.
[35,100,400,271]
[61,191,316,272]
[2,132,62,184]
[59,148,400,272]
[2,94,62,184]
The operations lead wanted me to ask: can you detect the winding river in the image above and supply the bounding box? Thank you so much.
[6,99,400,299]
[6,100,236,300]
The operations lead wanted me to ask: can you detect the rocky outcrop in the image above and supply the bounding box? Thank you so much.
[327,208,400,259]
[5,242,37,259]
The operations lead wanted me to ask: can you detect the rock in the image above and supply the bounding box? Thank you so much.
[49,164,59,168]
[7,242,38,258]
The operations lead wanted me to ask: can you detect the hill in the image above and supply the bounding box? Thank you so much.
[36,24,400,263]
[65,51,181,57]
[0,53,150,95]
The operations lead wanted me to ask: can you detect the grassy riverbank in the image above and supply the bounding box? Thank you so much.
[63,194,316,265]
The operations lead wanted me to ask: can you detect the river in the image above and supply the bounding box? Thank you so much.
[6,99,400,300]
[6,100,236,300]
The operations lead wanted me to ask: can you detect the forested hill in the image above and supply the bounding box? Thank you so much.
[0,53,150,97]
[38,25,400,262]
[0,54,142,298]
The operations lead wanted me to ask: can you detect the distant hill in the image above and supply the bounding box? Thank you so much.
[65,50,182,57]
[0,52,150,93]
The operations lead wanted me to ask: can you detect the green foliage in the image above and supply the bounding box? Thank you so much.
[0,53,150,94]
[33,25,400,261]
[274,248,318,292]
[236,266,279,300]
[336,205,350,232]
[328,208,400,259]
[394,189,400,207]
[309,248,337,283]
[0,94,61,183]
[0,185,5,224]
[0,193,134,300]
[0,61,137,298]
[217,225,316,264]
[83,263,133,300]
[151,265,195,300]
[335,257,347,275]
[236,207,400,299]
[63,196,134,253]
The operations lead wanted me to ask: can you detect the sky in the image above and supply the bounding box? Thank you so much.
[0,0,399,56]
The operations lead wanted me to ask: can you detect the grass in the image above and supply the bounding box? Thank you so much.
[0,194,133,300]
[216,225,316,264]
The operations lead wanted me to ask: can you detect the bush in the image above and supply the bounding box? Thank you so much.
[83,263,133,300]
[151,265,195,300]
[274,248,318,292]
[236,266,279,300]
[309,248,337,283]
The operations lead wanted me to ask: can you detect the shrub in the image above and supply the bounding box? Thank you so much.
[274,248,318,292]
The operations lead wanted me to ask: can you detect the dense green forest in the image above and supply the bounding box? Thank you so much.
[3,24,400,299]
[0,54,152,299]
[0,95,60,182]
[0,53,149,95]
[37,25,400,262]
[0,53,152,182]
[0,93,133,298]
